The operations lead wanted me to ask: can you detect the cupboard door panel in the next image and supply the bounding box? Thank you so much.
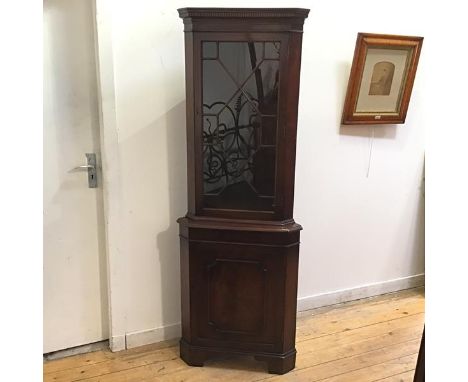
[190,241,286,351]
[208,258,266,334]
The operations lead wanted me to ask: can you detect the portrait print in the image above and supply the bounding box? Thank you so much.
[369,61,395,95]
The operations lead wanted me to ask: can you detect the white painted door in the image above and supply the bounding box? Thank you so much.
[43,0,108,353]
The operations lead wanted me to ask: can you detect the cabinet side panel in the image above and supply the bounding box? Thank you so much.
[281,32,304,219]
[282,242,300,352]
[184,32,197,214]
[180,236,192,341]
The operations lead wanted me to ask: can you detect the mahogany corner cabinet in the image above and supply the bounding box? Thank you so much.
[177,8,309,375]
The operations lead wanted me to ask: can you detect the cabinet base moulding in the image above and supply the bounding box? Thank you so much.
[180,339,297,375]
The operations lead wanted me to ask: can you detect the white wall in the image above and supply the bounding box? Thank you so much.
[96,0,430,350]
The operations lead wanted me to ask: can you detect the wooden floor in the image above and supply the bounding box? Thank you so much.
[44,288,425,382]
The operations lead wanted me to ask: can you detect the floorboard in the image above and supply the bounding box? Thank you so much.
[44,287,425,382]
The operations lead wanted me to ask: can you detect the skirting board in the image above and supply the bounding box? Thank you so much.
[44,340,109,360]
[125,323,181,349]
[110,273,424,351]
[297,273,425,312]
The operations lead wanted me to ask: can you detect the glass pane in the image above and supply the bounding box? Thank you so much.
[201,41,280,212]
[203,42,217,59]
[265,42,280,59]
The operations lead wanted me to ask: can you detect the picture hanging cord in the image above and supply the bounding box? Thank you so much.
[366,126,375,178]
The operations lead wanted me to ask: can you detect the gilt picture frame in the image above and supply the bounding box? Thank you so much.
[341,33,423,125]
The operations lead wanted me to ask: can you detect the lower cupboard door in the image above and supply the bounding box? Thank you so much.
[189,241,287,352]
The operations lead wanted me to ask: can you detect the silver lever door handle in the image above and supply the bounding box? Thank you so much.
[71,164,95,170]
[69,153,98,188]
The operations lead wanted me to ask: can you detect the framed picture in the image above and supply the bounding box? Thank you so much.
[341,33,423,125]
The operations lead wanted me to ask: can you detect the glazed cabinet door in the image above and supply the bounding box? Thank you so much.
[193,33,290,221]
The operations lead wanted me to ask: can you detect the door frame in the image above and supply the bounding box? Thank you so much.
[93,0,126,352]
